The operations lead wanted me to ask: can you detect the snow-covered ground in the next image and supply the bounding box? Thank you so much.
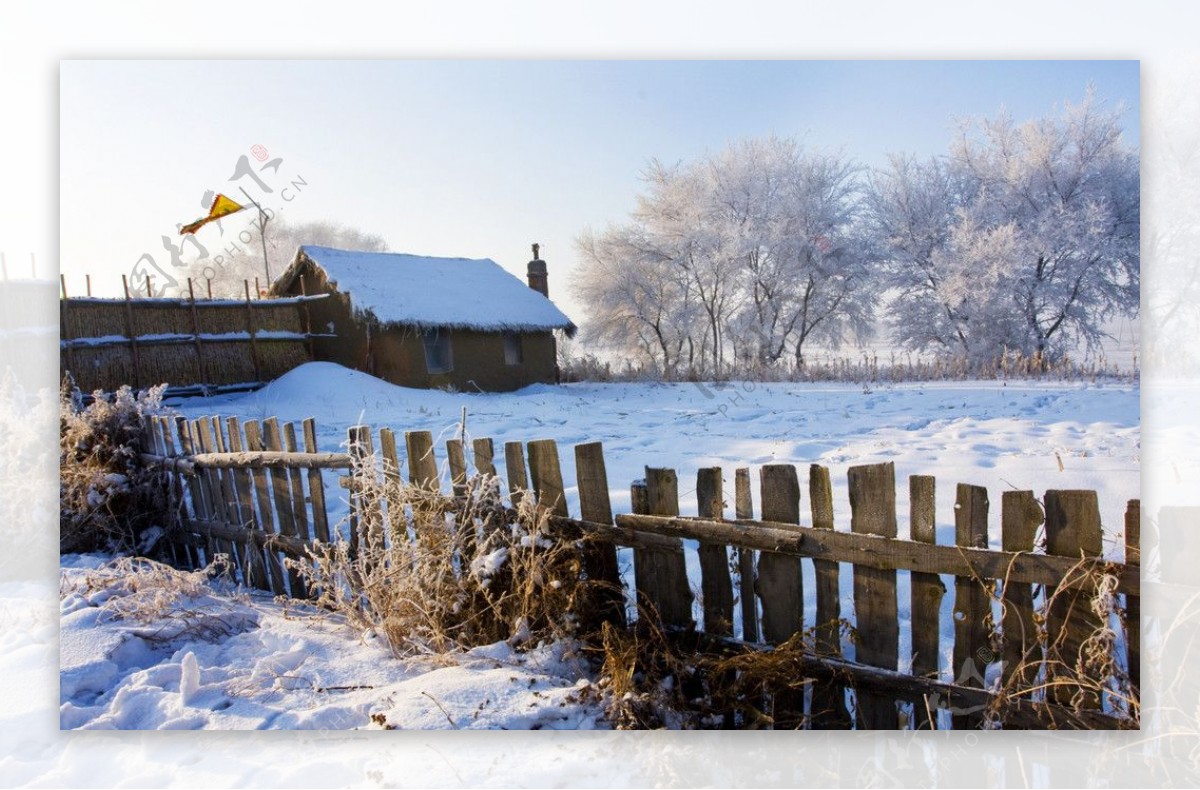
[59,363,1140,731]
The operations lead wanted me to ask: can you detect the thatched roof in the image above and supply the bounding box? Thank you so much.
[272,246,577,337]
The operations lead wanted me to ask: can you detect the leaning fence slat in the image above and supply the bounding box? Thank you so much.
[473,438,497,478]
[141,416,179,566]
[848,461,900,730]
[378,427,406,543]
[1044,489,1104,711]
[185,419,225,563]
[504,441,529,506]
[1125,498,1141,699]
[696,468,734,636]
[633,468,692,629]
[349,425,384,554]
[952,483,991,729]
[201,417,243,578]
[734,467,758,643]
[227,417,270,591]
[302,418,332,544]
[156,416,196,568]
[264,417,306,597]
[757,465,804,645]
[1001,490,1042,691]
[811,463,851,729]
[283,422,311,544]
[243,420,286,596]
[574,441,625,627]
[758,464,805,729]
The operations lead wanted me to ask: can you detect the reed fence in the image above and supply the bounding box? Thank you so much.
[60,276,330,394]
[141,414,1140,730]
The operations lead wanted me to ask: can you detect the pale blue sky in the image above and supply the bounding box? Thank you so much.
[60,60,1139,322]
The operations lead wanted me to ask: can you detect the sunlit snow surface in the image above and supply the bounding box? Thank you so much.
[58,362,1139,730]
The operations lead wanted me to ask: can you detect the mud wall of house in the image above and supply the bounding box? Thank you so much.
[372,327,557,392]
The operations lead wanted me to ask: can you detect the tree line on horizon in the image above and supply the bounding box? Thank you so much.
[570,90,1140,377]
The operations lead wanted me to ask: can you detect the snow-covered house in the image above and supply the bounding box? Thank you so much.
[269,245,576,392]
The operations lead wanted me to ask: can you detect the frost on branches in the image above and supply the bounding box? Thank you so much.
[869,89,1139,366]
[573,91,1138,376]
[573,136,877,377]
[59,378,173,555]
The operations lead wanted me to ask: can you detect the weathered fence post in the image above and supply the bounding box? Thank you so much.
[952,482,991,729]
[527,440,568,517]
[811,463,851,729]
[633,468,692,629]
[446,439,468,498]
[574,441,626,627]
[405,430,439,491]
[241,420,286,594]
[267,417,308,597]
[757,465,804,644]
[473,438,497,478]
[504,441,529,506]
[1001,490,1042,692]
[302,418,331,543]
[734,467,758,643]
[696,467,734,636]
[848,461,900,730]
[1125,499,1141,700]
[1044,489,1104,710]
[348,424,383,562]
[227,417,270,591]
[377,427,407,543]
[758,464,805,728]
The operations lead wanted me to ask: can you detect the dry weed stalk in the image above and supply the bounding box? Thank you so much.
[287,445,590,659]
[988,555,1139,727]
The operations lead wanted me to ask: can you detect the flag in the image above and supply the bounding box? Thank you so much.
[179,193,246,235]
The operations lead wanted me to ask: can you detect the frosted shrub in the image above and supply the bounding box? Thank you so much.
[59,377,173,554]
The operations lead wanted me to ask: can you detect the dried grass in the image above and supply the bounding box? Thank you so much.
[286,445,591,658]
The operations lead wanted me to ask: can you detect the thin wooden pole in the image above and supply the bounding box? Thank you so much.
[243,280,261,382]
[121,274,142,387]
[187,278,208,386]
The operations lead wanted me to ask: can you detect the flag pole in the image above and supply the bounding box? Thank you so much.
[237,187,271,290]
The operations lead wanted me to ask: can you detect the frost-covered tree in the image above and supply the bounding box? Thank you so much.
[870,91,1139,365]
[572,135,877,375]
[574,225,701,375]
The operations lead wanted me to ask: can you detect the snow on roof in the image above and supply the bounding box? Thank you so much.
[280,246,576,336]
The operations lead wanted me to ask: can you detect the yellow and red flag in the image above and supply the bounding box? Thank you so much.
[179,193,246,235]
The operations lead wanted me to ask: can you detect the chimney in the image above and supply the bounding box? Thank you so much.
[527,242,549,298]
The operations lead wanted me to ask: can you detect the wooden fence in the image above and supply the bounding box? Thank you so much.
[141,415,1140,731]
[61,276,330,394]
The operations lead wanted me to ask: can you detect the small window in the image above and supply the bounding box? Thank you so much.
[503,332,523,366]
[421,328,453,374]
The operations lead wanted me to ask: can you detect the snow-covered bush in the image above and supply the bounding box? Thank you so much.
[59,377,173,555]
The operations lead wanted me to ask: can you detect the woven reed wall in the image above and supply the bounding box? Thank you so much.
[61,297,314,393]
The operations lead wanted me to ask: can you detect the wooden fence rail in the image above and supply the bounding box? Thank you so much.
[143,415,1140,730]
